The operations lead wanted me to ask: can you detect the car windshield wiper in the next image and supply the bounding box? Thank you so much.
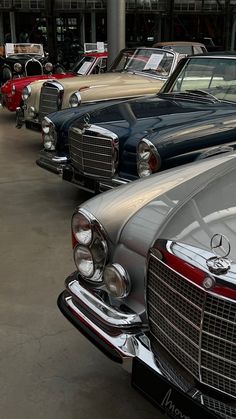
[185,89,220,102]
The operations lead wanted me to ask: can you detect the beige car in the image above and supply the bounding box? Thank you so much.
[17,47,183,132]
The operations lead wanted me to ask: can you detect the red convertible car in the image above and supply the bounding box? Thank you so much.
[0,50,108,112]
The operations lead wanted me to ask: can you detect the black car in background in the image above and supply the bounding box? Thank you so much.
[0,43,64,83]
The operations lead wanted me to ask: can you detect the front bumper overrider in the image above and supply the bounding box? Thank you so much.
[36,150,69,175]
[58,273,235,418]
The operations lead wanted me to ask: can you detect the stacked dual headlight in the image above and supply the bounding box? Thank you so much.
[42,117,57,150]
[137,138,161,177]
[72,209,131,298]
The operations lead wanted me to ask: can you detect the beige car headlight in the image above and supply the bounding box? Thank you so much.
[69,92,82,108]
[22,85,31,101]
[72,209,108,283]
[104,264,131,298]
[137,138,161,177]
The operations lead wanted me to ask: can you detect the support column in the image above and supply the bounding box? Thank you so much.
[107,0,126,67]
[91,11,96,42]
[45,0,57,61]
[0,13,4,43]
[80,14,85,45]
[158,14,162,42]
[10,11,16,43]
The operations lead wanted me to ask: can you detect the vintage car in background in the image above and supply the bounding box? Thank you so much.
[18,47,183,131]
[0,43,64,84]
[0,49,108,112]
[153,40,207,55]
[37,53,236,194]
[58,152,236,419]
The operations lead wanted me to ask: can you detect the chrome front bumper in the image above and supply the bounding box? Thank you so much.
[58,274,234,418]
[36,150,69,175]
[62,164,129,194]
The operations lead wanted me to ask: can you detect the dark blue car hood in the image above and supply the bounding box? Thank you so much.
[71,94,236,151]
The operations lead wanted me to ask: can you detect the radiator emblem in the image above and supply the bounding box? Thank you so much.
[206,233,231,275]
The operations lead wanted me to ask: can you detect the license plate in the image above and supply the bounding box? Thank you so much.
[132,358,219,418]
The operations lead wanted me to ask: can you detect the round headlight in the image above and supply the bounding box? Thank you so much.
[69,92,81,108]
[137,160,152,177]
[74,246,95,278]
[137,138,161,177]
[42,117,52,134]
[104,264,131,298]
[137,139,152,160]
[11,84,16,95]
[72,211,93,245]
[14,62,22,73]
[22,85,31,101]
[45,62,53,72]
[43,134,56,150]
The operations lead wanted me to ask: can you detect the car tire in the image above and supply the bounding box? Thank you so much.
[2,66,12,82]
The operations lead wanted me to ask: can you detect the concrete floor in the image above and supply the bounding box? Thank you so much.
[0,108,165,419]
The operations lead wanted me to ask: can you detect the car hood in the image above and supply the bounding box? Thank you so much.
[26,71,165,113]
[81,153,236,253]
[71,94,236,151]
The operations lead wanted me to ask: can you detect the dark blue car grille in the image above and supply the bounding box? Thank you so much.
[69,127,117,178]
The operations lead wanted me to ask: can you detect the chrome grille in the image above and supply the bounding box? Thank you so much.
[39,84,61,120]
[69,126,118,178]
[147,252,236,398]
[194,392,236,419]
[25,59,42,76]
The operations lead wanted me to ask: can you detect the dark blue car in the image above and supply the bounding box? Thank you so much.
[36,54,236,193]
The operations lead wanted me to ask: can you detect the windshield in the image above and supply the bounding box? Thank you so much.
[71,56,95,75]
[5,43,44,57]
[110,48,174,77]
[168,57,236,103]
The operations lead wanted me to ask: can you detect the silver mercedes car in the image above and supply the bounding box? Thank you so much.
[58,152,236,419]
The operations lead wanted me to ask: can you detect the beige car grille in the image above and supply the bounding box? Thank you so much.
[39,84,61,121]
[147,252,236,399]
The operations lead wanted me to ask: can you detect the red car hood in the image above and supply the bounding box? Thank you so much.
[1,72,75,93]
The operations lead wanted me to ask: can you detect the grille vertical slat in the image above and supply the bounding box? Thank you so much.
[147,252,236,398]
[69,126,118,179]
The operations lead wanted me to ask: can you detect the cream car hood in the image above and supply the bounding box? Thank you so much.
[26,72,165,112]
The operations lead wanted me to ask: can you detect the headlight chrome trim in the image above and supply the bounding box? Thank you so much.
[137,138,161,177]
[42,117,57,150]
[72,208,109,283]
[69,91,82,108]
